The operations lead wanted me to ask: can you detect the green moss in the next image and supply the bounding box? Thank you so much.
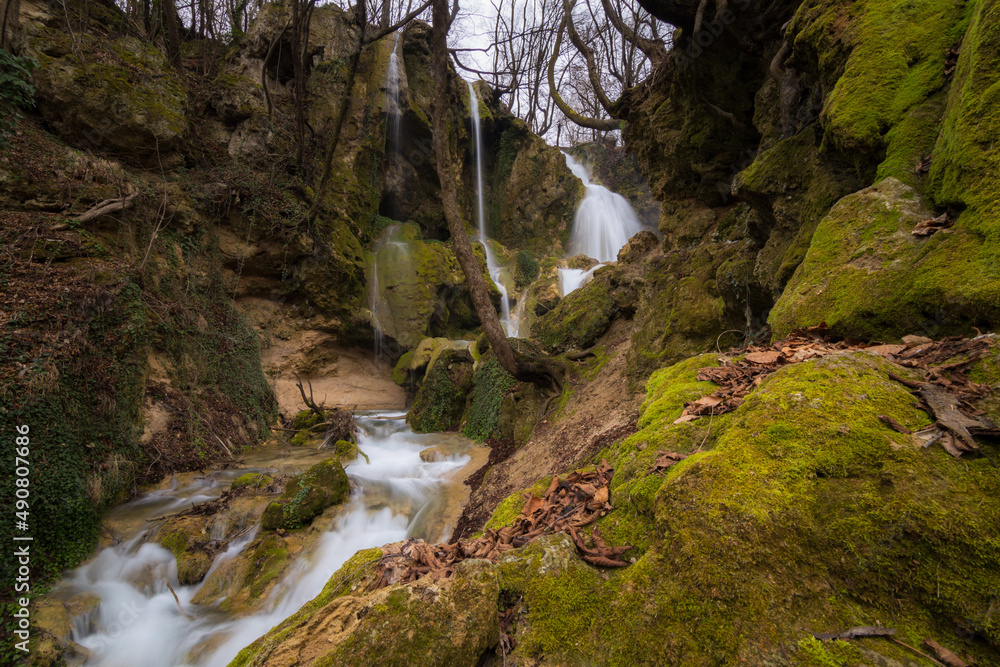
[820,0,965,158]
[243,533,289,599]
[260,459,350,530]
[231,472,273,491]
[492,353,999,666]
[483,476,552,530]
[770,177,1000,339]
[391,350,415,386]
[292,409,323,430]
[406,349,474,433]
[533,273,615,353]
[927,0,1000,243]
[462,357,518,442]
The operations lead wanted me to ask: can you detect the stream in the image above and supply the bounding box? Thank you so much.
[48,413,483,667]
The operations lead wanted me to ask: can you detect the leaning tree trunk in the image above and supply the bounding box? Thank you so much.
[429,0,561,388]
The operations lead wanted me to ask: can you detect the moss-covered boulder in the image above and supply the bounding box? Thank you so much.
[27,34,188,162]
[157,516,214,585]
[489,352,1000,665]
[228,551,500,667]
[533,269,618,353]
[406,348,475,433]
[260,458,350,530]
[769,177,1000,340]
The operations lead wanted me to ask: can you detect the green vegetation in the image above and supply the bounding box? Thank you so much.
[0,49,37,148]
[463,357,518,442]
[260,459,350,530]
[406,349,474,433]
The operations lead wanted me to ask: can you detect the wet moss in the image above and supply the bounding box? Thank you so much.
[231,472,273,491]
[820,0,965,158]
[770,177,1000,339]
[260,459,350,530]
[489,353,1000,665]
[406,348,474,433]
[462,357,518,442]
[533,272,616,353]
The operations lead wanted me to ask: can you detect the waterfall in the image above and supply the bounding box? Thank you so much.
[370,225,411,360]
[558,153,642,296]
[55,415,477,667]
[467,81,513,337]
[385,32,402,152]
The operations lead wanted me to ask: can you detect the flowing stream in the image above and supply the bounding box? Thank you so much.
[559,153,642,296]
[51,414,479,667]
[468,81,514,336]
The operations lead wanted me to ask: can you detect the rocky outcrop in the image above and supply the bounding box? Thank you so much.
[21,5,188,164]
[228,550,500,667]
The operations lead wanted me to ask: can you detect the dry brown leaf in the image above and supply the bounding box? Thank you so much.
[745,350,783,364]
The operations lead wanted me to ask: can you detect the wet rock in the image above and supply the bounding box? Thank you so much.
[260,459,350,530]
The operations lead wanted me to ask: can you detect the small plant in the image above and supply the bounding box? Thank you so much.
[0,49,38,148]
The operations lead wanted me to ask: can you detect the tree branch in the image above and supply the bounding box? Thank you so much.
[547,16,620,132]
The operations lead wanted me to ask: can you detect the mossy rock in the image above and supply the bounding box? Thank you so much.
[462,356,518,442]
[406,348,475,433]
[391,350,415,386]
[230,472,274,491]
[769,177,1000,340]
[260,459,350,530]
[487,352,1000,665]
[733,126,864,294]
[29,35,189,161]
[228,552,498,667]
[369,226,483,349]
[158,516,212,585]
[532,271,617,353]
[291,409,324,430]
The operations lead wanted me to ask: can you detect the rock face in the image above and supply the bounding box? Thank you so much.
[620,0,1000,342]
[370,225,483,350]
[24,23,188,163]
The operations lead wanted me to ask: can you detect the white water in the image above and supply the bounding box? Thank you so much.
[558,153,642,296]
[58,415,472,667]
[385,32,402,152]
[468,81,514,337]
[563,153,642,263]
[558,266,600,296]
[370,225,410,360]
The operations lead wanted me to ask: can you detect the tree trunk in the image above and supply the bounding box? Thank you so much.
[1,0,21,51]
[429,0,561,388]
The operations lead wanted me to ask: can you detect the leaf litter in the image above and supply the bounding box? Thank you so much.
[675,325,997,459]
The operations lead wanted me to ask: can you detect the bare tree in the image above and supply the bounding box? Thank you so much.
[431,0,561,387]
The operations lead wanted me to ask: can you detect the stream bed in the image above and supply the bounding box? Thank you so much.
[46,413,485,667]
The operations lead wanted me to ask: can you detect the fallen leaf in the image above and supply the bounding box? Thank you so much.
[745,350,783,364]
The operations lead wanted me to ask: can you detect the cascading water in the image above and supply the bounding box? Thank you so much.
[559,153,643,296]
[467,81,513,336]
[370,224,411,360]
[385,32,402,152]
[55,415,477,667]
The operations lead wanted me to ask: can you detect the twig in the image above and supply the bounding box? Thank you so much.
[165,581,194,619]
[889,638,947,667]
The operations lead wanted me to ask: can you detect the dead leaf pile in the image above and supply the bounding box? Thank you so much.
[675,324,857,424]
[372,460,632,588]
[885,335,998,457]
